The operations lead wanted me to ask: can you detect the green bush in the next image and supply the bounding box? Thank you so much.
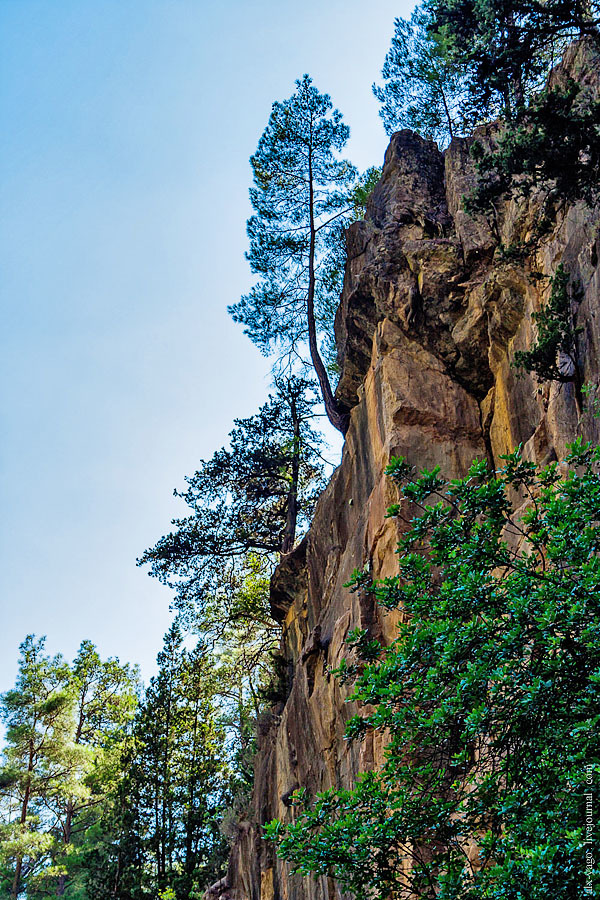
[266,443,600,899]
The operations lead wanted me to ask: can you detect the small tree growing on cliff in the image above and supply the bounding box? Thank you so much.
[512,264,582,389]
[228,75,358,434]
[138,376,325,635]
[373,7,472,145]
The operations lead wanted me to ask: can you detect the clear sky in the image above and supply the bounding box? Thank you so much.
[1,0,414,690]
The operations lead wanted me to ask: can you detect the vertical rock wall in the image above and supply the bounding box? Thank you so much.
[213,40,600,900]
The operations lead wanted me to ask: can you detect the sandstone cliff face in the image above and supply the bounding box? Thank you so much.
[215,41,600,900]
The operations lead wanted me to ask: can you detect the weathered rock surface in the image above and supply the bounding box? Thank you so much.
[212,41,600,900]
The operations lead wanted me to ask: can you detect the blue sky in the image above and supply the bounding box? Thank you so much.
[1,0,413,689]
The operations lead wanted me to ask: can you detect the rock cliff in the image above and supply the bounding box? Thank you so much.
[214,40,600,900]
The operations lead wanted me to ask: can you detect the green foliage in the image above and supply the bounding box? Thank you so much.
[376,1,600,214]
[50,641,138,898]
[348,167,382,220]
[229,74,355,357]
[193,554,282,777]
[267,443,600,899]
[138,379,324,774]
[513,264,582,384]
[87,626,231,900]
[423,0,598,121]
[582,382,600,418]
[138,377,324,592]
[0,637,72,898]
[0,637,137,899]
[371,0,600,254]
[467,79,600,217]
[135,377,329,893]
[373,7,473,145]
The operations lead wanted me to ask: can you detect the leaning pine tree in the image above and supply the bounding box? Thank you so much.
[229,75,358,434]
[138,376,325,607]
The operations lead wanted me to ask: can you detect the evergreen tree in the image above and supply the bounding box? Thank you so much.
[81,739,146,900]
[138,377,325,613]
[50,642,138,897]
[377,2,600,155]
[512,264,582,389]
[228,75,358,433]
[373,7,472,145]
[109,626,230,899]
[466,76,600,218]
[373,2,600,223]
[0,637,138,899]
[0,637,72,899]
[188,555,282,815]
[423,0,599,121]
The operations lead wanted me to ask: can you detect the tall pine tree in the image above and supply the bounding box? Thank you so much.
[104,626,230,899]
[228,76,358,433]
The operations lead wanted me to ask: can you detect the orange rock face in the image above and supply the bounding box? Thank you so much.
[213,40,600,900]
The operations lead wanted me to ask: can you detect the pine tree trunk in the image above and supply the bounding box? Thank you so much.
[439,81,454,140]
[12,740,35,899]
[184,700,199,876]
[307,146,349,435]
[57,691,85,895]
[281,392,300,553]
[506,12,524,111]
[55,803,73,896]
[160,676,173,884]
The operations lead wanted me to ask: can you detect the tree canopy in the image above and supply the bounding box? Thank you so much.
[373,7,472,145]
[374,2,600,239]
[425,0,598,121]
[376,1,600,140]
[96,625,231,900]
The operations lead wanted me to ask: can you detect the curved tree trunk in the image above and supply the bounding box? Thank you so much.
[307,146,349,435]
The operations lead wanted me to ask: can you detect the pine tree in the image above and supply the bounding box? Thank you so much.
[0,637,138,898]
[228,76,358,433]
[138,377,325,612]
[0,636,72,899]
[423,0,599,121]
[111,626,230,899]
[50,641,138,897]
[466,76,600,218]
[373,7,472,145]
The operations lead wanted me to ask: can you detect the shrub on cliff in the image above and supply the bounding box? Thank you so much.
[466,77,600,219]
[266,442,600,899]
[512,263,583,394]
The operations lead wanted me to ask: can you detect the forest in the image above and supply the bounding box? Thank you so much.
[2,1,600,898]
